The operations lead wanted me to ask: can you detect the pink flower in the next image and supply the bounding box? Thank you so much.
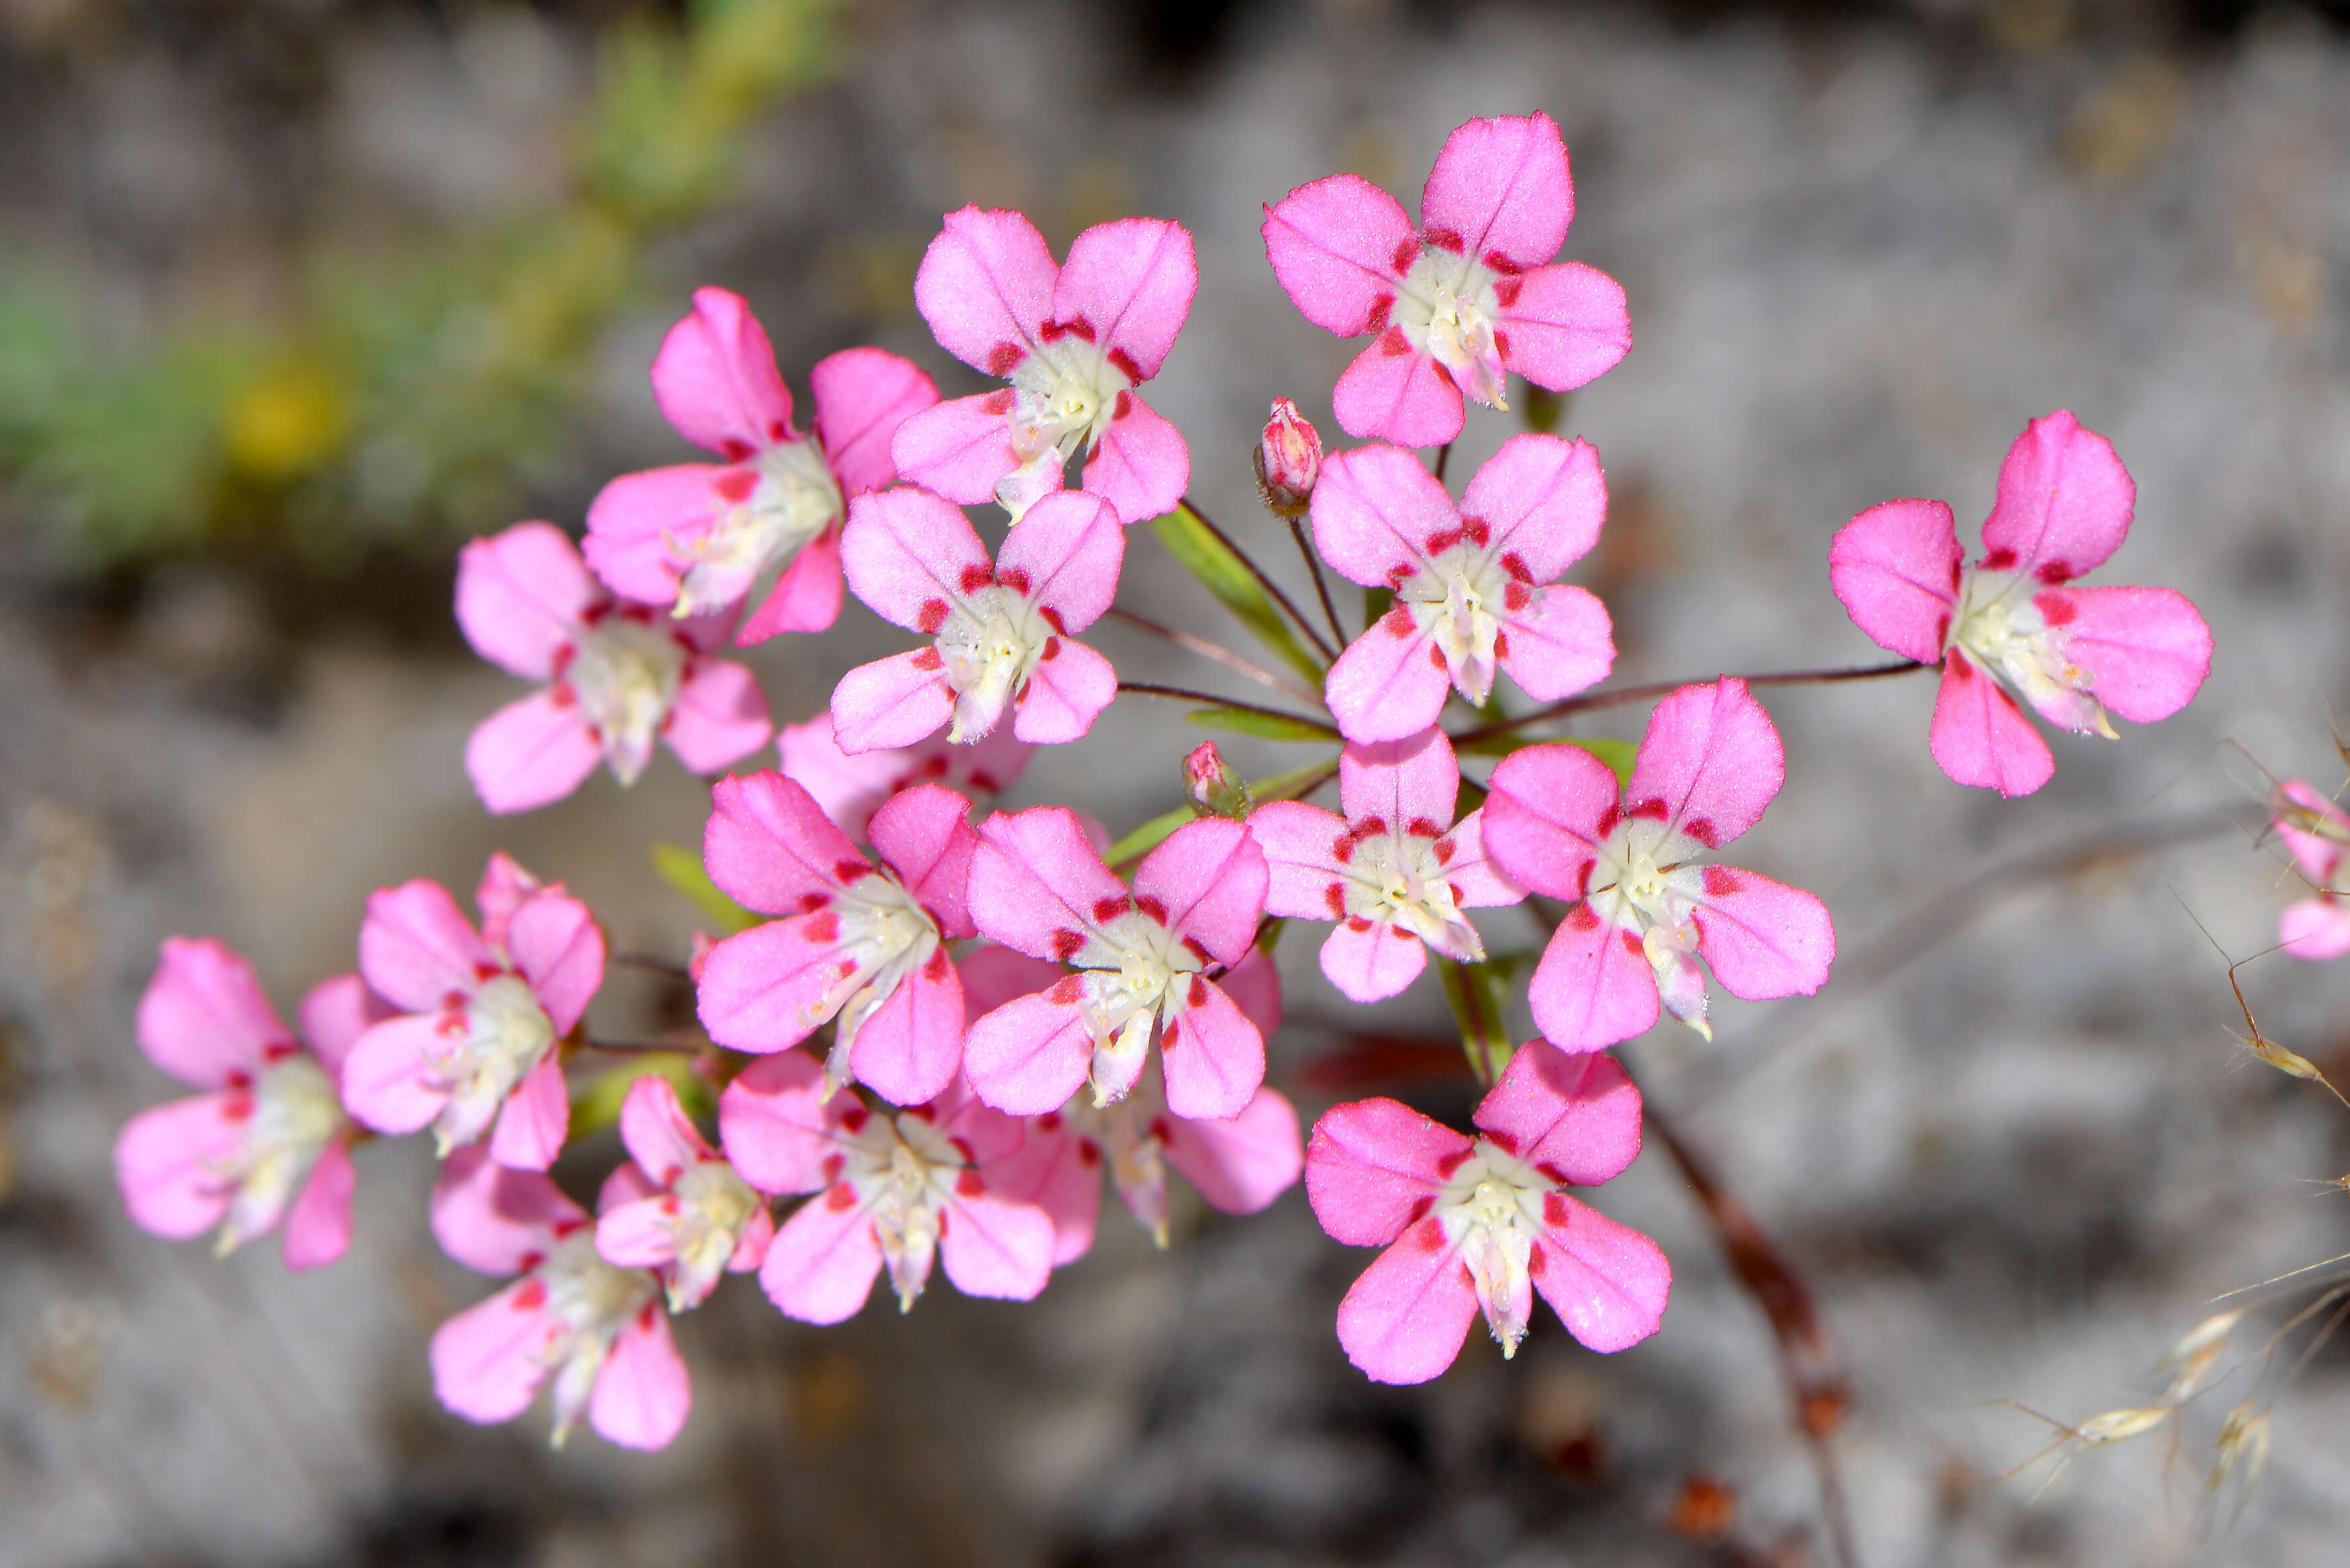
[1483,679,1834,1050]
[1255,396,1322,516]
[778,712,1032,840]
[891,207,1195,522]
[831,485,1123,752]
[113,939,381,1271]
[1261,113,1630,449]
[428,1146,690,1451]
[694,771,977,1106]
[1311,434,1613,742]
[1305,1042,1668,1384]
[718,1053,1057,1320]
[2272,779,2350,960]
[339,856,605,1170]
[961,808,1269,1120]
[1829,410,2213,797]
[595,1074,773,1311]
[457,521,773,814]
[584,288,938,642]
[1251,728,1524,1003]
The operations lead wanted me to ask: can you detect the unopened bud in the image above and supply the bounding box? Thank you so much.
[1254,397,1322,518]
[1184,742,1251,820]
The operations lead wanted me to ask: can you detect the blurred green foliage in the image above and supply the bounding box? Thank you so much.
[0,0,847,570]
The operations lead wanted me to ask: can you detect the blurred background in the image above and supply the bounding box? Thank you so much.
[5,0,2350,1563]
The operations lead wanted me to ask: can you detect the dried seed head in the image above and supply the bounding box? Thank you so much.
[2208,1399,2271,1499]
[2075,1406,2170,1447]
[2158,1309,2244,1402]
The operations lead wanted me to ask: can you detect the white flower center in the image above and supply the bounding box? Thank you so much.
[1394,251,1509,409]
[817,872,945,1093]
[215,1054,345,1253]
[657,1160,763,1311]
[427,973,557,1155]
[1432,1138,1551,1356]
[672,437,843,618]
[837,1109,970,1310]
[535,1231,659,1446]
[936,587,1054,744]
[1587,819,1717,1039]
[1074,915,1199,1107]
[1396,546,1526,706]
[1338,827,1483,962]
[996,347,1132,518]
[565,612,688,785]
[1949,569,2113,738]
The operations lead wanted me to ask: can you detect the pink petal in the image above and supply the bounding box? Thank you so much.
[429,1143,587,1274]
[1686,866,1835,1002]
[1309,442,1450,587]
[1081,392,1189,525]
[1531,1194,1670,1352]
[914,206,1059,376]
[1490,262,1632,394]
[1163,1087,1303,1215]
[136,936,288,1088]
[696,915,851,1054]
[938,1190,1057,1300]
[596,1194,680,1270]
[735,526,844,643]
[1160,976,1265,1121]
[1927,651,2054,797]
[1259,173,1416,337]
[466,691,602,816]
[1248,800,1350,920]
[731,1204,776,1272]
[430,1282,555,1424]
[295,973,388,1083]
[992,1118,1103,1266]
[1421,113,1574,272]
[504,891,603,1033]
[1135,818,1267,966]
[869,783,980,937]
[359,879,493,1012]
[1339,729,1459,834]
[968,805,1130,965]
[761,1187,884,1324]
[718,1052,851,1196]
[1000,489,1124,632]
[1435,809,1524,909]
[1318,917,1428,1003]
[702,769,867,917]
[1471,1043,1642,1186]
[582,466,714,605]
[114,1093,239,1239]
[847,949,965,1107]
[337,1015,449,1135]
[1458,434,1606,583]
[455,522,597,680]
[592,1308,692,1451]
[1332,333,1466,448]
[1528,906,1659,1052]
[1222,951,1283,1040]
[934,1076,1028,1164]
[474,852,545,952]
[962,991,1093,1117]
[831,651,957,754]
[2051,584,2212,724]
[599,1161,661,1213]
[2275,780,2350,886]
[1827,498,1961,663]
[780,717,1032,842]
[1303,1097,1466,1246]
[1053,217,1197,382]
[280,1139,356,1271]
[810,346,940,495]
[1494,582,1614,702]
[488,1055,571,1172]
[1626,679,1785,850]
[2282,897,2350,961]
[1979,410,2134,587]
[1334,1219,1480,1385]
[889,394,1022,507]
[649,286,796,459]
[1012,636,1117,744]
[1326,614,1455,743]
[665,656,776,773]
[957,946,1063,1019]
[1482,742,1620,899]
[839,484,996,631]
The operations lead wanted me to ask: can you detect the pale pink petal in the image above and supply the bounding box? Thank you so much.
[596,1194,681,1270]
[1332,334,1466,449]
[591,1308,691,1451]
[1259,173,1416,337]
[455,522,597,680]
[582,466,715,604]
[1219,951,1284,1040]
[1435,810,1524,908]
[831,651,957,754]
[702,770,867,917]
[1979,410,2134,587]
[280,1139,356,1271]
[839,484,996,630]
[1011,636,1117,744]
[430,1282,554,1424]
[1531,1194,1670,1352]
[776,714,915,837]
[136,937,289,1088]
[2275,780,2350,885]
[1339,729,1458,833]
[1626,679,1785,850]
[1528,907,1659,1052]
[1053,217,1197,382]
[938,1190,1057,1300]
[474,853,545,952]
[1081,393,1189,525]
[1309,441,1450,592]
[810,347,940,495]
[1827,498,1961,663]
[1928,650,2054,797]
[114,1093,239,1239]
[992,1118,1102,1266]
[1335,1219,1479,1385]
[1491,262,1632,394]
[2282,897,2350,960]
[1135,818,1267,966]
[932,1077,1027,1164]
[962,991,1093,1117]
[957,946,1063,1019]
[999,489,1124,631]
[761,1188,884,1324]
[1303,1097,1464,1245]
[359,880,493,1012]
[1482,742,1619,899]
[718,1052,851,1195]
[1326,612,1455,743]
[1493,583,1614,702]
[869,783,980,936]
[1249,801,1350,919]
[1471,1043,1642,1186]
[1458,434,1605,583]
[889,395,1022,506]
[429,1143,587,1274]
[735,526,843,642]
[1420,113,1573,273]
[500,894,601,1035]
[649,286,794,458]
[2049,585,2212,725]
[488,1055,571,1172]
[696,915,851,1054]
[914,206,1059,376]
[337,1015,449,1135]
[598,1162,661,1213]
[665,656,776,773]
[1685,866,1835,1002]
[847,950,965,1107]
[731,1205,776,1272]
[1163,1091,1301,1216]
[969,806,1130,965]
[292,974,387,1085]
[1318,917,1428,1004]
[466,691,601,816]
[1159,977,1265,1121]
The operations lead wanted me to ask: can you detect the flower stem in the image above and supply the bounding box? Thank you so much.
[1432,442,1452,485]
[1104,606,1322,706]
[1449,659,1927,746]
[1177,498,1338,663]
[1287,514,1348,651]
[1116,682,1341,739]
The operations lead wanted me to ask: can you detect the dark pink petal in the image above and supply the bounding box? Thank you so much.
[845,948,965,1107]
[869,783,980,938]
[1326,616,1454,743]
[1012,636,1117,744]
[1421,113,1574,272]
[136,936,290,1088]
[582,466,714,604]
[618,1074,709,1186]
[809,346,940,496]
[1979,410,2134,587]
[592,1309,691,1451]
[486,1055,570,1172]
[831,651,956,754]
[338,1015,449,1135]
[1687,866,1835,1002]
[718,1052,852,1196]
[998,489,1124,632]
[1159,978,1265,1121]
[599,1161,661,1213]
[358,879,493,1013]
[2057,584,2212,724]
[1248,800,1349,919]
[992,1119,1103,1266]
[280,1139,356,1271]
[968,805,1130,964]
[1339,728,1459,834]
[1827,498,1961,663]
[2282,897,2350,960]
[1163,1087,1303,1214]
[295,971,390,1083]
[504,891,603,1034]
[1483,742,1619,899]
[839,485,995,631]
[696,915,851,1054]
[1309,442,1450,587]
[1332,336,1466,448]
[1489,262,1631,394]
[1259,173,1416,337]
[665,657,776,773]
[1135,818,1267,966]
[1494,582,1614,702]
[731,1204,776,1272]
[1438,810,1525,909]
[1081,393,1190,526]
[938,1190,1057,1300]
[1530,1194,1670,1352]
[430,1282,554,1424]
[1527,907,1658,1052]
[736,527,844,643]
[1053,217,1197,382]
[1626,678,1785,849]
[1303,1097,1466,1246]
[702,770,867,917]
[429,1143,587,1275]
[1471,1043,1642,1186]
[962,992,1093,1117]
[649,287,796,457]
[934,1075,1028,1165]
[889,395,1021,506]
[114,1093,239,1239]
[1928,651,2054,797]
[1458,434,1606,583]
[466,691,602,816]
[914,205,1059,374]
[1334,1219,1479,1384]
[455,522,598,681]
[761,1188,883,1324]
[1318,917,1427,1004]
[474,853,545,952]
[956,945,1063,1019]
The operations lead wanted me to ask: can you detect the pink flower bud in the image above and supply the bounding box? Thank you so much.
[1184,742,1250,820]
[1254,397,1322,518]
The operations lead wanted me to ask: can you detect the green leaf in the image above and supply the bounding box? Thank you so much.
[654,842,759,934]
[571,1054,713,1138]
[1438,958,1515,1087]
[1568,736,1638,787]
[1186,708,1339,742]
[1151,506,1328,685]
[1250,761,1338,802]
[1362,585,1393,634]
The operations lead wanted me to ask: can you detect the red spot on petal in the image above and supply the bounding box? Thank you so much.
[841,1107,869,1133]
[835,859,873,884]
[955,1170,985,1197]
[1048,974,1084,1003]
[912,647,945,672]
[2035,591,2077,625]
[2037,561,2076,585]
[1947,649,1974,683]
[1108,347,1145,385]
[1188,975,1208,1007]
[824,1183,858,1211]
[1428,642,1448,669]
[837,956,859,978]
[1932,613,1951,647]
[1389,238,1422,274]
[959,564,996,594]
[719,439,755,463]
[548,681,578,711]
[1493,630,1511,659]
[1423,226,1464,254]
[1180,936,1210,964]
[820,1153,845,1182]
[1134,895,1168,926]
[1049,930,1085,962]
[1505,581,1532,613]
[221,1091,254,1123]
[1433,838,1456,864]
[1619,929,1644,956]
[1485,1128,1520,1156]
[805,913,842,943]
[1092,896,1131,923]
[1981,547,2017,571]
[1346,915,1373,933]
[1566,903,1599,932]
[1405,1194,1435,1225]
[1382,606,1415,638]
[1000,568,1033,598]
[1434,1146,1471,1178]
[1628,797,1668,821]
[1378,326,1411,358]
[923,948,951,981]
[968,770,1001,791]
[1036,1112,1063,1133]
[659,1194,681,1215]
[1464,518,1490,548]
[1324,882,1347,917]
[1683,816,1718,848]
[715,469,757,503]
[1427,527,1464,556]
[1077,1141,1102,1167]
[513,1279,548,1310]
[798,891,831,914]
[1407,816,1443,839]
[1493,276,1526,308]
[918,598,949,634]
[985,344,1024,378]
[1703,865,1743,897]
[1363,295,1393,335]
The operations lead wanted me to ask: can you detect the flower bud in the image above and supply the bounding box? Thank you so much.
[1253,397,1322,518]
[1183,742,1251,820]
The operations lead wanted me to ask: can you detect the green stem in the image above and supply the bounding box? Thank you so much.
[1449,659,1927,747]
[1177,498,1338,663]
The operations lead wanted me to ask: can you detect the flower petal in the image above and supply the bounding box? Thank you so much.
[962,991,1093,1117]
[1472,1043,1642,1186]
[736,526,845,643]
[137,937,289,1088]
[1326,612,1455,744]
[582,466,714,606]
[1420,113,1574,273]
[359,880,494,1013]
[1436,809,1524,909]
[488,1055,571,1172]
[663,657,776,773]
[1163,1087,1303,1215]
[619,1074,709,1186]
[969,805,1131,966]
[456,522,598,680]
[1532,1193,1670,1352]
[1528,905,1659,1052]
[1248,800,1350,920]
[1159,976,1265,1121]
[1459,434,1606,583]
[1053,217,1197,382]
[914,205,1059,376]
[1011,635,1117,745]
[1928,650,2054,797]
[1979,410,2134,587]
[1339,729,1458,832]
[1081,392,1190,526]
[429,1143,588,1275]
[761,1187,883,1324]
[1828,498,1961,663]
[1491,262,1632,394]
[889,394,1022,507]
[846,948,965,1107]
[998,490,1124,632]
[337,1015,449,1135]
[695,914,853,1054]
[1310,442,1451,586]
[1685,865,1835,1002]
[703,769,867,917]
[869,783,980,936]
[1260,173,1416,337]
[1318,917,1427,1004]
[2282,897,2350,961]
[939,1190,1057,1301]
[718,1052,853,1196]
[1303,1097,1466,1246]
[992,1117,1102,1265]
[2051,584,2212,725]
[1626,678,1785,850]
[831,651,957,754]
[430,1282,555,1425]
[591,1308,692,1451]
[1483,742,1619,900]
[1494,582,1614,702]
[1332,333,1466,448]
[466,691,602,816]
[956,945,1064,1018]
[280,1139,356,1271]
[1135,818,1267,967]
[809,346,939,496]
[113,1093,239,1239]
[650,286,796,458]
[839,485,996,632]
[1335,1219,1480,1385]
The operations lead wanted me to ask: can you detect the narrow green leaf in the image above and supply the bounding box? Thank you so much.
[570,1054,713,1137]
[1105,805,1194,869]
[653,841,759,934]
[1251,761,1339,803]
[1438,958,1516,1087]
[1186,708,1340,742]
[1151,506,1328,685]
[1568,736,1638,787]
[1362,585,1393,634]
